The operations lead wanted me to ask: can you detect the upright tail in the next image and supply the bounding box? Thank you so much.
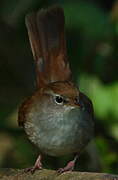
[25,6,72,88]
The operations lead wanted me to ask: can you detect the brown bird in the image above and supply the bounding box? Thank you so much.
[18,5,94,173]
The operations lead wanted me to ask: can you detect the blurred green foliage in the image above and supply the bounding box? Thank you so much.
[0,0,118,175]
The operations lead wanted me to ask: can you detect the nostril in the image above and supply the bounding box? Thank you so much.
[75,97,84,109]
[74,97,80,105]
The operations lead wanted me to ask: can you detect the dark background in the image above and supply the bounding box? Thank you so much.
[0,0,118,174]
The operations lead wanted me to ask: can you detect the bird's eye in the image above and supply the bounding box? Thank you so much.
[54,95,64,105]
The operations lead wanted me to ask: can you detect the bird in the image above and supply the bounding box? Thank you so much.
[18,5,94,173]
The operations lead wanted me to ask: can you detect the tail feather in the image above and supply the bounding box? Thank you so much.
[25,6,72,88]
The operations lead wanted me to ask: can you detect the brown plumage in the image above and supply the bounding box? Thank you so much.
[18,5,94,173]
[25,6,71,88]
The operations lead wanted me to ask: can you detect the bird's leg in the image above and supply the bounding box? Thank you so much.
[24,154,42,174]
[57,154,79,173]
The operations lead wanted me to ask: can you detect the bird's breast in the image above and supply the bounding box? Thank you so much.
[24,106,94,156]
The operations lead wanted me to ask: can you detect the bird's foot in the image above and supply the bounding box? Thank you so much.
[24,155,42,174]
[57,160,75,173]
[57,155,78,174]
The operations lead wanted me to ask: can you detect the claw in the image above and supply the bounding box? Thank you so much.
[57,160,75,173]
[24,165,42,174]
[57,155,78,174]
[24,155,42,174]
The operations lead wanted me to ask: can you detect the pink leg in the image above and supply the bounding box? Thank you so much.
[57,155,78,174]
[24,155,42,174]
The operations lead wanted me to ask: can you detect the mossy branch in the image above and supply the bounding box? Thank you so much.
[0,169,118,180]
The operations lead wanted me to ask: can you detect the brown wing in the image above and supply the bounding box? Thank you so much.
[25,5,72,88]
[79,92,94,120]
[18,97,31,127]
